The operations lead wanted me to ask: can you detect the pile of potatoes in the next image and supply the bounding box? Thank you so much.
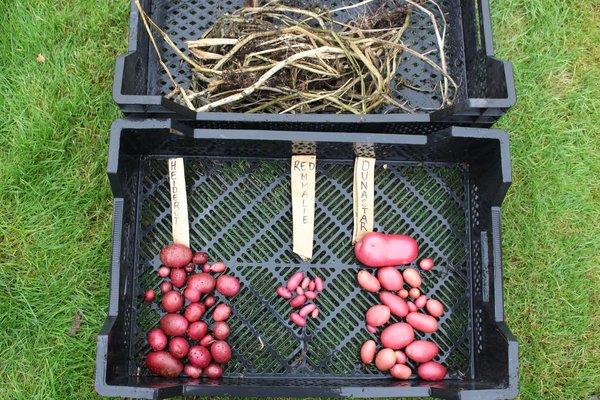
[143,244,240,379]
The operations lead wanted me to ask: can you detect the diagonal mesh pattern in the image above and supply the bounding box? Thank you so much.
[131,156,472,379]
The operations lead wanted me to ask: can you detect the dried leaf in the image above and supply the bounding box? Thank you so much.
[36,54,45,63]
[66,311,84,336]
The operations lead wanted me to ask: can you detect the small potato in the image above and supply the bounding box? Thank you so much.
[409,288,420,299]
[417,361,446,381]
[301,277,310,289]
[146,351,183,378]
[290,295,307,308]
[286,272,304,291]
[380,322,414,350]
[407,301,417,313]
[357,270,381,293]
[379,291,409,318]
[192,252,209,265]
[187,321,208,341]
[415,295,428,309]
[375,348,396,372]
[160,282,173,294]
[212,304,231,322]
[296,287,304,296]
[360,340,377,364]
[311,308,319,319]
[309,281,316,291]
[169,337,190,359]
[184,302,206,322]
[160,314,189,337]
[366,324,377,334]
[184,263,195,273]
[377,267,404,291]
[419,258,434,271]
[398,289,409,299]
[203,263,211,273]
[170,268,187,289]
[204,296,216,308]
[390,364,412,380]
[160,244,193,268]
[184,365,202,378]
[162,291,184,313]
[188,273,216,294]
[144,289,155,303]
[184,288,201,303]
[210,340,232,363]
[212,321,230,340]
[290,312,306,327]
[305,291,317,300]
[147,328,168,351]
[395,350,407,364]
[406,312,438,333]
[216,275,241,297]
[299,304,316,318]
[365,305,391,327]
[405,340,439,363]
[277,286,292,299]
[188,345,211,368]
[210,262,227,273]
[205,363,223,379]
[200,334,215,347]
[158,266,171,278]
[314,276,324,292]
[426,299,444,317]
[402,268,422,288]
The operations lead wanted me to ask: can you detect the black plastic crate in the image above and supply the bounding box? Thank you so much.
[113,0,515,131]
[96,119,518,399]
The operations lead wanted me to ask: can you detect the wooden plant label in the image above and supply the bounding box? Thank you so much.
[168,158,190,248]
[291,155,316,260]
[353,157,376,244]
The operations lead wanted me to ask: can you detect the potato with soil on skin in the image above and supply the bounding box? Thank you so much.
[160,244,193,268]
[146,351,183,378]
[380,322,415,350]
[405,340,439,363]
[418,361,447,381]
[212,304,231,321]
[170,268,187,288]
[390,364,412,380]
[147,328,168,351]
[187,272,216,294]
[210,340,232,363]
[184,302,207,322]
[162,290,184,313]
[189,345,212,368]
[216,274,241,296]
[169,337,190,359]
[357,270,381,293]
[360,340,377,365]
[406,312,438,333]
[160,314,189,337]
[187,321,209,341]
[379,291,409,317]
[205,363,223,379]
[354,232,419,267]
[365,305,391,327]
[212,321,230,340]
[377,267,404,291]
[375,348,397,371]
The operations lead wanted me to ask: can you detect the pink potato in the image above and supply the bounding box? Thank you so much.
[296,287,304,296]
[160,314,189,337]
[212,321,230,340]
[184,288,201,303]
[365,305,391,327]
[170,268,187,289]
[395,350,407,364]
[212,304,231,321]
[402,268,422,288]
[184,263,195,273]
[210,262,227,273]
[290,295,307,308]
[406,312,438,333]
[187,321,209,341]
[379,291,409,318]
[375,348,397,371]
[205,363,223,379]
[305,291,317,300]
[158,266,171,278]
[162,291,184,313]
[366,324,377,334]
[409,288,421,299]
[144,289,155,303]
[357,270,381,293]
[188,273,216,294]
[147,328,168,351]
[203,263,211,273]
[192,251,209,265]
[360,340,377,365]
[146,351,183,378]
[184,365,202,378]
[216,275,241,297]
[405,340,439,363]
[398,289,409,299]
[407,301,417,313]
[188,345,211,368]
[311,308,320,319]
[160,282,173,294]
[301,277,310,289]
[377,267,404,291]
[415,295,428,309]
[160,244,193,268]
[426,299,444,317]
[419,258,434,271]
[200,334,216,347]
[354,232,419,267]
[390,364,412,380]
[204,295,216,307]
[290,312,306,327]
[314,276,324,292]
[380,322,415,350]
[169,337,190,359]
[184,302,206,322]
[309,281,316,291]
[418,361,447,381]
[210,340,232,363]
[277,286,292,299]
[286,272,304,291]
[299,304,316,318]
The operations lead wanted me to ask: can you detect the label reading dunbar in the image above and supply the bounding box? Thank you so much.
[168,158,190,248]
[291,155,316,260]
[353,157,375,244]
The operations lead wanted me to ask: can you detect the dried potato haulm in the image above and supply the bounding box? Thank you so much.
[136,0,457,114]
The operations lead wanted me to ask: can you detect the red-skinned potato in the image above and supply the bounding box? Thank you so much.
[305,291,317,300]
[301,277,310,289]
[377,267,404,291]
[144,289,155,303]
[192,252,208,265]
[395,350,407,364]
[160,282,173,294]
[360,340,377,364]
[216,275,241,297]
[146,351,183,378]
[204,295,216,308]
[184,263,195,273]
[290,295,306,308]
[380,322,415,350]
[188,345,211,368]
[184,365,202,378]
[375,348,396,371]
[402,268,422,288]
[160,314,189,337]
[147,328,168,351]
[354,232,418,267]
[200,334,215,347]
[210,262,227,273]
[210,340,232,363]
[311,308,319,319]
[366,324,377,334]
[169,337,190,359]
[415,295,428,308]
[213,321,230,340]
[212,304,231,321]
[405,340,439,363]
[390,364,412,380]
[419,258,434,271]
[203,263,211,273]
[406,312,438,333]
[379,291,409,317]
[418,361,446,381]
[160,244,193,268]
[407,301,417,313]
[286,272,304,291]
[205,363,223,379]
[187,321,209,340]
[426,299,444,317]
[188,273,216,294]
[357,270,381,293]
[290,312,306,327]
[365,305,391,327]
[162,291,184,313]
[398,289,409,299]
[184,302,206,322]
[309,281,316,291]
[277,286,292,299]
[170,268,187,288]
[409,288,421,299]
[184,288,201,303]
[158,266,170,278]
[299,304,316,318]
[314,276,324,292]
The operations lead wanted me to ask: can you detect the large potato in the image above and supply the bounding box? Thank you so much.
[380,322,414,350]
[146,351,183,378]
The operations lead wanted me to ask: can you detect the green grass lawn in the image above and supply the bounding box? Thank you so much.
[0,0,598,399]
